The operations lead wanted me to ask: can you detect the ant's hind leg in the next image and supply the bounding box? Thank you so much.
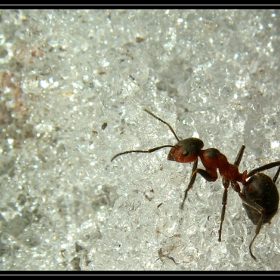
[234,145,245,167]
[249,215,265,261]
[247,161,280,178]
[272,165,280,183]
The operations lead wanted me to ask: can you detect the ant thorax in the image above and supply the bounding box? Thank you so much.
[199,148,246,184]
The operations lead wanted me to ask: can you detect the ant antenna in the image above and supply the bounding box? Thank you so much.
[111,109,180,162]
[143,109,180,142]
[111,145,174,161]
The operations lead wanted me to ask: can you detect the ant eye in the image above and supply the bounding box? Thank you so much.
[182,150,189,157]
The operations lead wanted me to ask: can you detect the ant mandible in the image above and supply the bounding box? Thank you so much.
[111,109,280,257]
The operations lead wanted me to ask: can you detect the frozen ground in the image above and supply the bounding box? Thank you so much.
[0,9,280,271]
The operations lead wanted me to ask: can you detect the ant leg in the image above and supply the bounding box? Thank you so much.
[180,159,198,210]
[249,214,265,261]
[218,145,245,241]
[218,178,229,242]
[247,161,280,178]
[111,145,174,161]
[240,196,264,213]
[234,145,245,167]
[180,162,216,210]
[231,181,265,214]
[272,165,280,183]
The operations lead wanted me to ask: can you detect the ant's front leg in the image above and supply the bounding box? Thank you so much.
[180,163,217,210]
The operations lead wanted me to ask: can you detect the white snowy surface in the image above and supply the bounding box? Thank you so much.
[0,9,280,271]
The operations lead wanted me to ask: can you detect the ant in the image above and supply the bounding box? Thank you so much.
[111,109,280,260]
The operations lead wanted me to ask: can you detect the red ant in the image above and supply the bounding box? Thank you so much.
[111,109,280,260]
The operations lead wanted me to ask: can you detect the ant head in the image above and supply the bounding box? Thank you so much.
[168,137,204,163]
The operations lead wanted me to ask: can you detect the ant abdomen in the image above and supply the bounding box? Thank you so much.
[242,173,279,225]
[241,169,280,261]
